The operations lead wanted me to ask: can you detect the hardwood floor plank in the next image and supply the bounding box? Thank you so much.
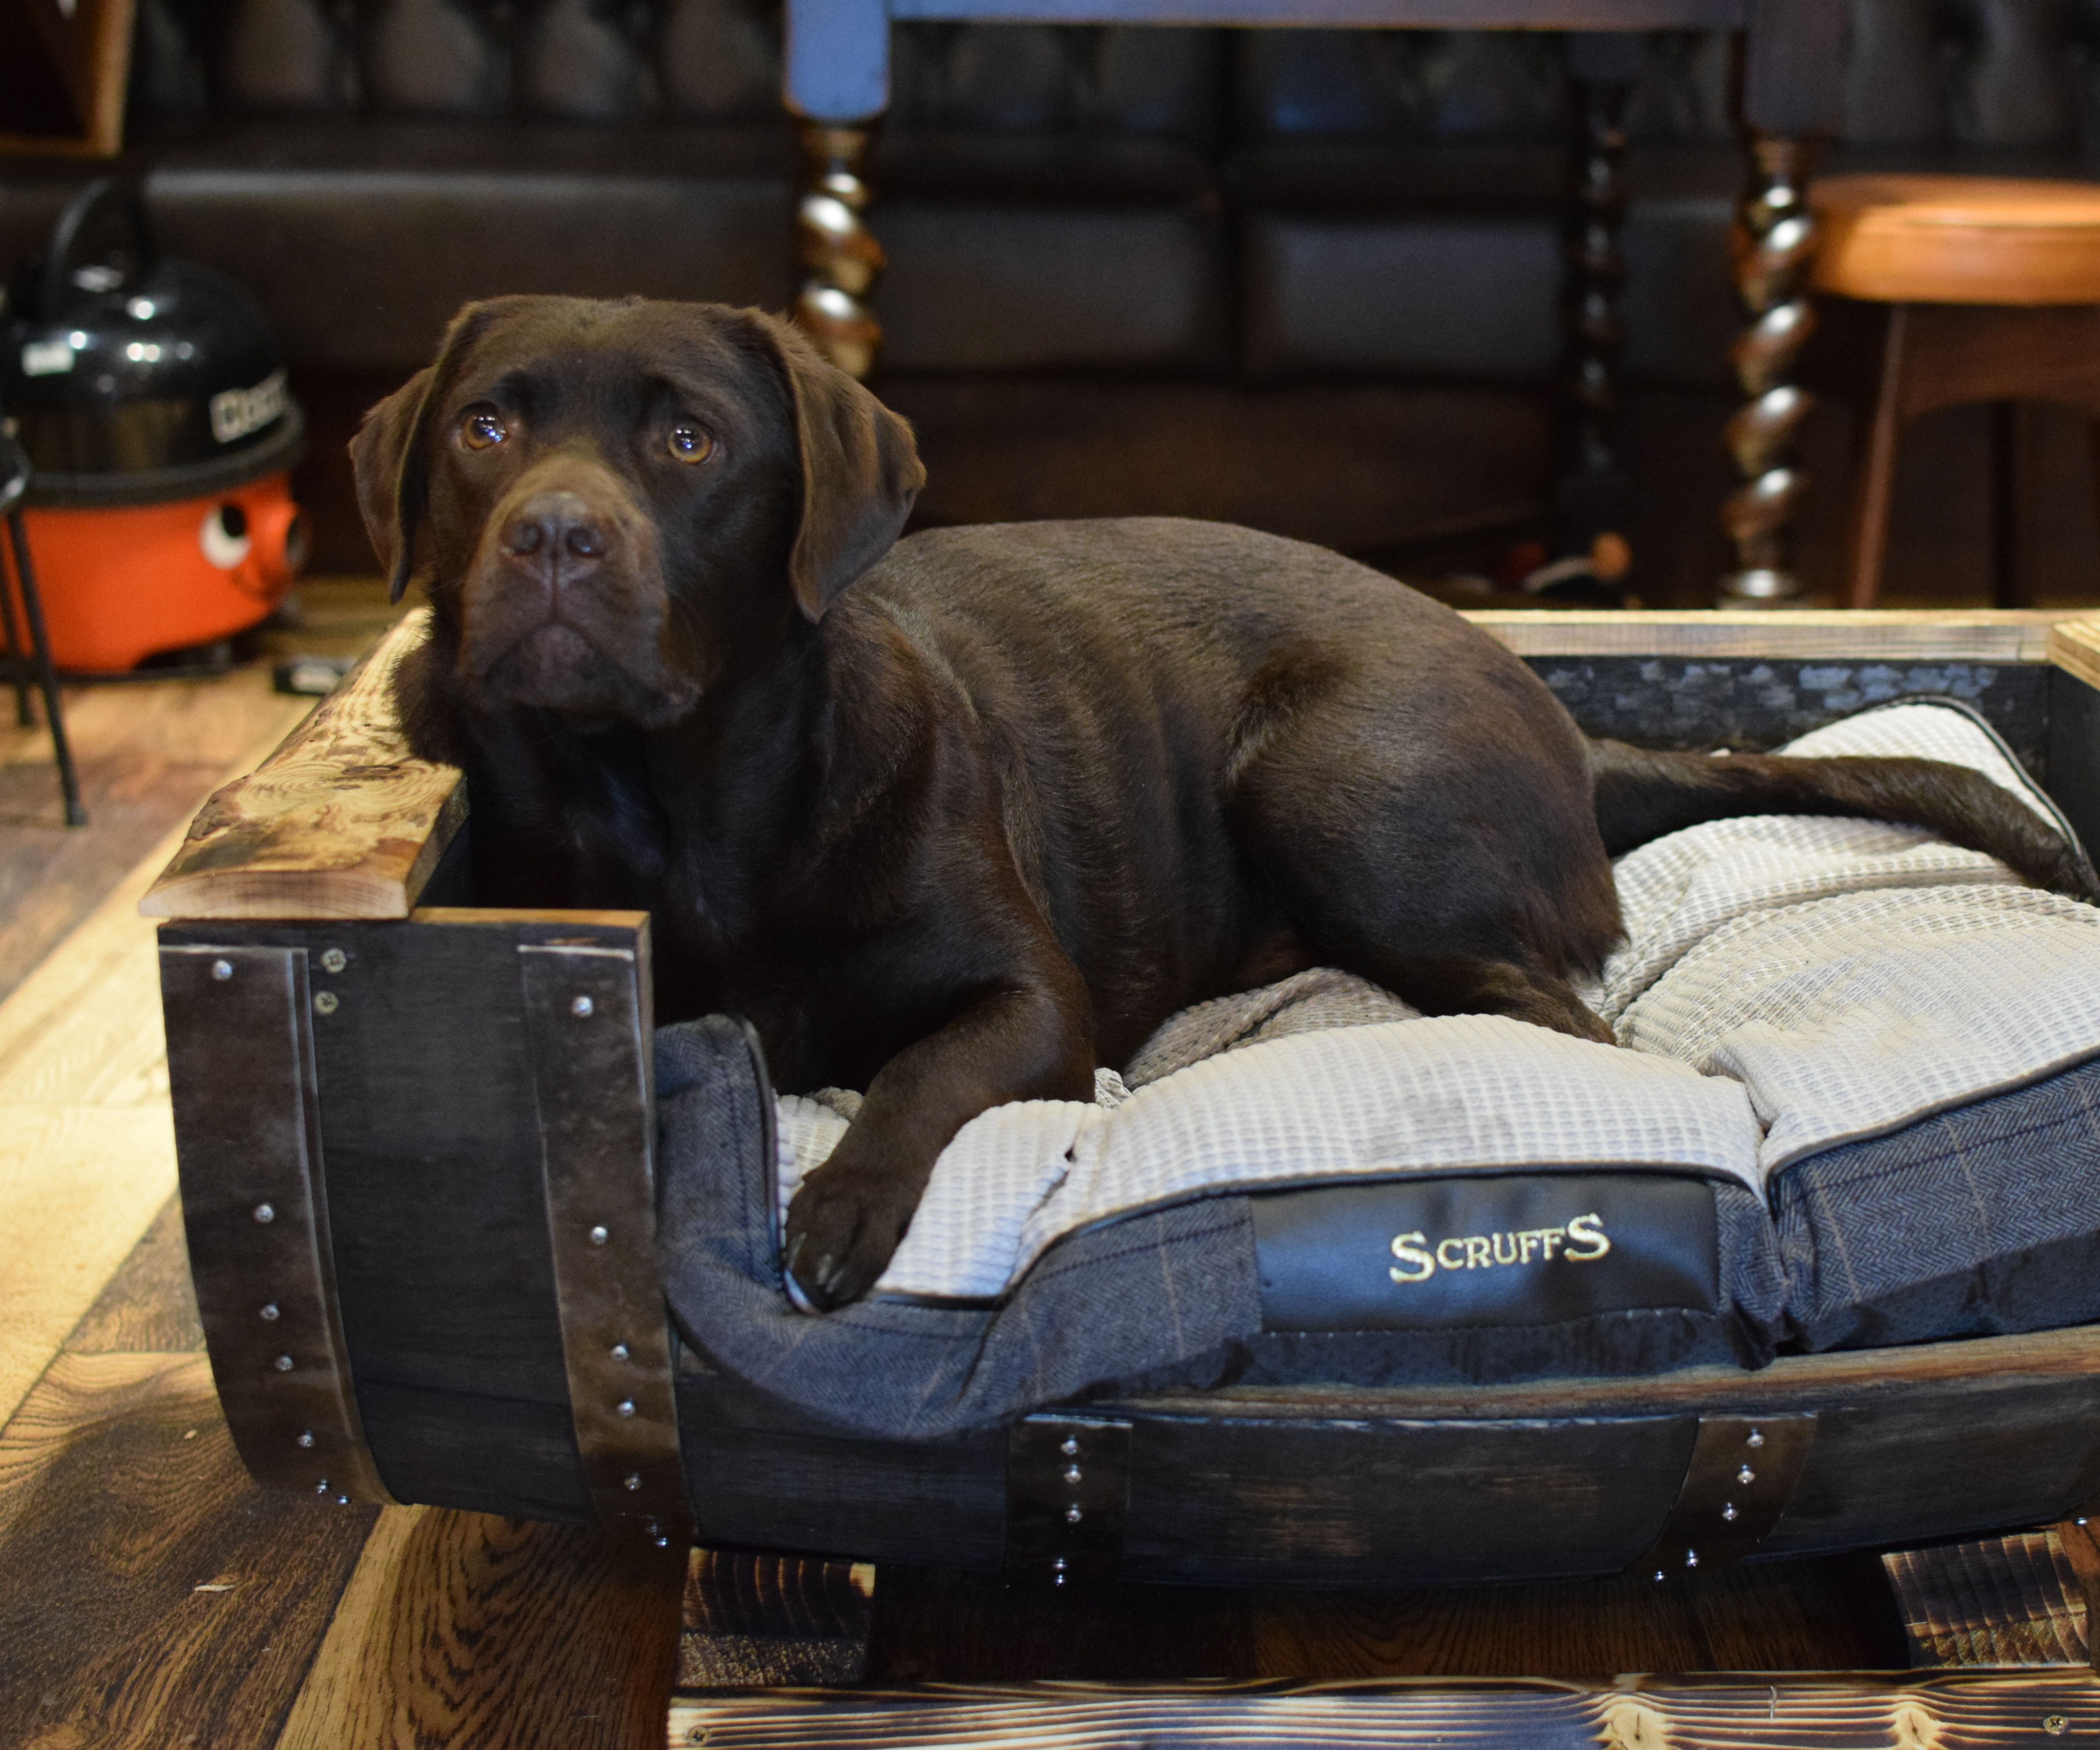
[0,1102,180,1428]
[0,669,315,1003]
[274,1508,687,1750]
[0,693,320,1432]
[679,1550,878,1687]
[65,1194,204,1356]
[862,1568,1256,1683]
[1246,1556,1905,1681]
[0,1350,375,1749]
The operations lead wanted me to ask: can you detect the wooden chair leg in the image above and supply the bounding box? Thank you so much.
[1843,304,1910,609]
[2086,418,2100,590]
[1989,400,2023,608]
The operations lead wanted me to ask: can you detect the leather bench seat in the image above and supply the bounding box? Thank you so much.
[1233,146,1742,388]
[146,121,791,374]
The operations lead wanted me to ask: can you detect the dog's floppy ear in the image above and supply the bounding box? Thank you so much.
[350,302,502,605]
[746,311,925,621]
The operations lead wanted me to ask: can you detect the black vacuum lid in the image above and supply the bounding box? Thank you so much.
[1,178,302,505]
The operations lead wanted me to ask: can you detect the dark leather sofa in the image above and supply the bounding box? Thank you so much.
[4,0,2098,601]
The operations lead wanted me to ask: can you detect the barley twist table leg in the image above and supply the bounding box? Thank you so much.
[792,121,885,380]
[1719,130,1823,605]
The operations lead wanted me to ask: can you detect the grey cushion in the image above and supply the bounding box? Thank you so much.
[654,1015,1785,1440]
[1776,1054,2100,1353]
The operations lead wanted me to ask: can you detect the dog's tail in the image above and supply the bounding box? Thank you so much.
[1588,738,2100,903]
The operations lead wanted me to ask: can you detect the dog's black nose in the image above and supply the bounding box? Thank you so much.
[501,492,610,568]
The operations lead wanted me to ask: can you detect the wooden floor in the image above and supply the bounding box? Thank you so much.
[3,583,2099,1746]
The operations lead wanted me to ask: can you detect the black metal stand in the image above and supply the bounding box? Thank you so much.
[0,431,88,827]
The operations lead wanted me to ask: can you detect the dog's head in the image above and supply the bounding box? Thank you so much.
[351,297,924,727]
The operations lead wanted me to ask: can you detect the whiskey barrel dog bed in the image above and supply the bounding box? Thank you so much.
[148,610,2100,1587]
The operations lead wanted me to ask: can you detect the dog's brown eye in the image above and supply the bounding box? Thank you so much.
[458,407,508,451]
[668,424,714,465]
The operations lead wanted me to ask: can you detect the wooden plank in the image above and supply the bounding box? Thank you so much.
[274,1506,687,1750]
[1247,1553,1905,1678]
[863,1565,1253,1684]
[2060,1519,2100,1666]
[154,911,654,1522]
[667,1671,2100,1749]
[1466,607,2080,664]
[0,1350,374,1748]
[64,1193,204,1355]
[681,1549,878,1687]
[0,0,136,155]
[0,685,322,1429]
[0,1101,178,1433]
[1883,1532,2090,1669]
[2051,618,2100,693]
[140,610,465,922]
[0,666,312,1004]
[1123,1320,2100,1424]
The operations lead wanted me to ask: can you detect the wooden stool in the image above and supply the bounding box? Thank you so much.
[1813,174,2100,608]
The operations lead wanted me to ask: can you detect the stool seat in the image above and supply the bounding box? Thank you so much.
[1812,175,2100,306]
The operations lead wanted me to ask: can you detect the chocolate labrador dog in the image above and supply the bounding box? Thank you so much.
[354,295,2095,1311]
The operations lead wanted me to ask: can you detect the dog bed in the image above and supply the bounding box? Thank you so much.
[655,701,2100,1441]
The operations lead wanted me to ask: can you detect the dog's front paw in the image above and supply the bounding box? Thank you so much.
[783,1165,917,1311]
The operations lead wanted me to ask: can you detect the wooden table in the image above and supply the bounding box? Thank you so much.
[781,0,1844,602]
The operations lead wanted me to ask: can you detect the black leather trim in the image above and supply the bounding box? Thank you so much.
[1253,1172,1720,1334]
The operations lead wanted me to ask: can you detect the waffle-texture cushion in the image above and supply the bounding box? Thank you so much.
[654,700,2100,1438]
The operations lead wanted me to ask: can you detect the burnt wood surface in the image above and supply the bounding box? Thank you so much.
[140,610,461,922]
[1525,653,2051,774]
[675,1323,2100,1586]
[667,1670,2100,1748]
[1883,1530,2093,1669]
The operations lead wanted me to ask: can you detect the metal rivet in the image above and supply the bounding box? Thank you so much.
[297,1432,315,1449]
[1746,1429,1765,1448]
[655,1536,670,1548]
[624,1473,642,1491]
[1060,1437,1080,1457]
[1064,1505,1082,1524]
[313,990,339,1015]
[1685,1550,1699,1569]
[610,1342,630,1362]
[572,995,594,1017]
[273,1354,294,1372]
[320,948,347,973]
[616,1400,636,1418]
[211,959,234,981]
[259,1302,280,1320]
[315,1480,330,1494]
[1063,1465,1082,1485]
[1653,1570,1666,1583]
[1737,1465,1756,1486]
[253,1203,275,1224]
[1722,1503,1739,1522]
[1052,1557,1068,1571]
[589,1225,609,1245]
[336,1494,350,1505]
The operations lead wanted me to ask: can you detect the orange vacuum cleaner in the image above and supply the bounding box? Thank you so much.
[2,178,308,673]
